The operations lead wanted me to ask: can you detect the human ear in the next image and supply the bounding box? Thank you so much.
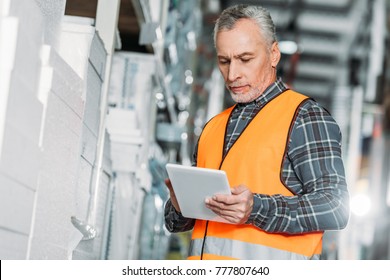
[271,42,281,68]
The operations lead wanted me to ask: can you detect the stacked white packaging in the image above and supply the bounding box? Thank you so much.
[105,108,145,259]
[58,16,112,260]
[30,44,85,259]
[105,52,156,259]
[0,0,44,259]
[0,1,112,259]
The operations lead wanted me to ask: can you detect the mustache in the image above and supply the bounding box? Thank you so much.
[228,82,248,87]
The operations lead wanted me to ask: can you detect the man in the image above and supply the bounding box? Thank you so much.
[164,4,349,260]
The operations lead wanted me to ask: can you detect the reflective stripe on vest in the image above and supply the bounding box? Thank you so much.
[191,90,323,260]
[189,237,320,260]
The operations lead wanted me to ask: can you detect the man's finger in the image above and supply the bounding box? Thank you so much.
[211,193,238,205]
[165,178,173,191]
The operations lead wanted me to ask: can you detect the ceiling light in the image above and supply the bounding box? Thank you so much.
[279,40,299,55]
[350,193,372,217]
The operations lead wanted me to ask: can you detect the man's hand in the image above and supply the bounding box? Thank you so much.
[165,178,181,212]
[205,184,254,224]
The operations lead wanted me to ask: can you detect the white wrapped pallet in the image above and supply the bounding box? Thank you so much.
[89,32,107,79]
[0,16,18,156]
[0,0,44,156]
[5,74,43,144]
[59,16,111,260]
[30,46,84,259]
[0,125,41,189]
[59,17,95,80]
[33,0,66,48]
[79,123,98,165]
[84,65,103,136]
[106,108,144,173]
[0,174,35,235]
[0,228,29,259]
[0,0,47,260]
[106,172,145,260]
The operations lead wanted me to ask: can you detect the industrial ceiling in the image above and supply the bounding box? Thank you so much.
[220,0,370,107]
[65,0,385,110]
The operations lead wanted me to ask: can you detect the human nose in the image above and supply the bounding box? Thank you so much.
[227,61,241,82]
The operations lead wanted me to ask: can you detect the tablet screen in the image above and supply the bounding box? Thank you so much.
[166,163,232,223]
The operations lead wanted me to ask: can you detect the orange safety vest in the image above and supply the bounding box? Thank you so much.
[189,90,323,260]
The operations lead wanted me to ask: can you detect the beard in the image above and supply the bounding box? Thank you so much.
[227,85,262,103]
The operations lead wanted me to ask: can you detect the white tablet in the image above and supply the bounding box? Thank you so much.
[165,163,232,223]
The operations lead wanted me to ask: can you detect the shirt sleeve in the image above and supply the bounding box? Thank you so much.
[164,142,199,233]
[164,199,195,233]
[246,100,350,234]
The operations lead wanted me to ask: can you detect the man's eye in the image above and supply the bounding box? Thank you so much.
[219,60,229,65]
[241,58,251,63]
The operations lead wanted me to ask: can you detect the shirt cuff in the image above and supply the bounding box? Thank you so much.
[165,199,183,218]
[245,194,271,228]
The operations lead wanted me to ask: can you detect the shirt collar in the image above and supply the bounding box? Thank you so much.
[236,77,289,109]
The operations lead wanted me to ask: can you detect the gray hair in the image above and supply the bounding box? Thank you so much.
[213,4,277,48]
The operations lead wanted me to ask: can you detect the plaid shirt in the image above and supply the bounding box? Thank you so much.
[165,78,349,234]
